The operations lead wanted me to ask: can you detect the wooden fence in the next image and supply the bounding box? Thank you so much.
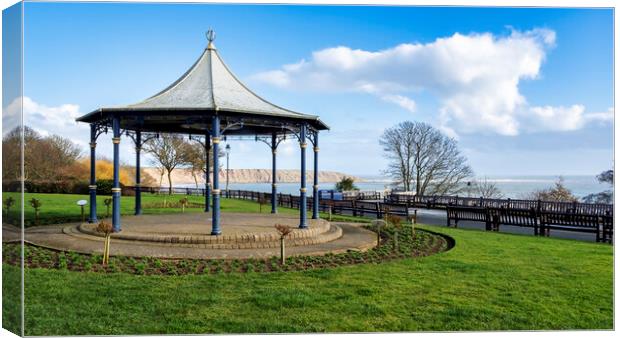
[385,194,612,216]
[129,186,612,217]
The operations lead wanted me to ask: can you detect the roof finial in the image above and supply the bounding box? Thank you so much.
[206,28,216,50]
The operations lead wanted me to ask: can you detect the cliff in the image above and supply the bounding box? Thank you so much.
[143,168,362,186]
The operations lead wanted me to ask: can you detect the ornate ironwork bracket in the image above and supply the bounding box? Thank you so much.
[220,121,244,135]
[306,128,319,147]
[92,123,108,142]
[255,134,287,150]
[278,123,306,143]
[188,134,211,148]
[124,130,158,149]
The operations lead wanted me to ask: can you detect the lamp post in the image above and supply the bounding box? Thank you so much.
[225,144,231,194]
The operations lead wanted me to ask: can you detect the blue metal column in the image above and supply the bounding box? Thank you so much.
[134,131,142,215]
[271,132,278,214]
[211,116,221,235]
[205,135,211,212]
[312,132,319,219]
[299,124,308,229]
[112,117,122,232]
[88,124,98,223]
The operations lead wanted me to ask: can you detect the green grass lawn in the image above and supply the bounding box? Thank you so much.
[2,192,366,226]
[3,224,612,334]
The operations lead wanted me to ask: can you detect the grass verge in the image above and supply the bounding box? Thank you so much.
[3,224,612,334]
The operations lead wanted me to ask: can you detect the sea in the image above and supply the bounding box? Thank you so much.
[178,175,611,199]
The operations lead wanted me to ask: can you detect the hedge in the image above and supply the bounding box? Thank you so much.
[2,179,125,195]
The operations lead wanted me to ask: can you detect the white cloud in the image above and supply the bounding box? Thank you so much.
[2,96,22,133]
[252,28,611,136]
[1,97,95,159]
[381,94,416,113]
[2,97,116,157]
[3,96,85,137]
[527,105,586,131]
[584,107,614,124]
[525,105,614,132]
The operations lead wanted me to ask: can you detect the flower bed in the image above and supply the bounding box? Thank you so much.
[3,226,452,275]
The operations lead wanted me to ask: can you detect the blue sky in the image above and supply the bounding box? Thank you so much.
[5,2,614,177]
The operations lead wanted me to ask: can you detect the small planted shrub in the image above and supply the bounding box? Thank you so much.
[29,198,42,225]
[96,220,113,265]
[135,262,147,275]
[258,196,268,213]
[385,214,403,252]
[371,219,386,247]
[275,223,293,265]
[153,259,163,269]
[103,198,112,217]
[179,197,189,213]
[3,196,15,221]
[58,253,68,270]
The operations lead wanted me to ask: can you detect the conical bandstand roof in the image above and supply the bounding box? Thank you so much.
[77,36,328,135]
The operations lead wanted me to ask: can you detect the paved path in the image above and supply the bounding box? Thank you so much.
[2,224,21,242]
[3,222,377,259]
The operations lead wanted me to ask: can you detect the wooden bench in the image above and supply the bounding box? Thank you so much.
[328,200,355,215]
[353,201,381,217]
[487,207,539,233]
[318,199,333,213]
[446,205,490,228]
[412,196,437,209]
[540,211,609,242]
[289,195,300,209]
[600,212,613,243]
[279,194,293,208]
[382,203,416,222]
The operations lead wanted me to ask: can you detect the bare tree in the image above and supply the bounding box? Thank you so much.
[2,126,25,180]
[143,134,188,194]
[522,176,578,202]
[155,166,166,191]
[184,142,208,188]
[42,135,82,177]
[471,177,504,198]
[184,138,225,187]
[582,169,613,204]
[380,121,473,195]
[2,126,82,181]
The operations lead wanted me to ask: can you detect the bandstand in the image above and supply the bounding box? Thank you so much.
[76,30,329,236]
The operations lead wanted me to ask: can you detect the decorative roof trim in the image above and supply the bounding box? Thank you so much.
[207,48,217,110]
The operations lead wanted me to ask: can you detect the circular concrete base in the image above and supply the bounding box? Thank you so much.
[13,212,378,259]
[77,213,340,249]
